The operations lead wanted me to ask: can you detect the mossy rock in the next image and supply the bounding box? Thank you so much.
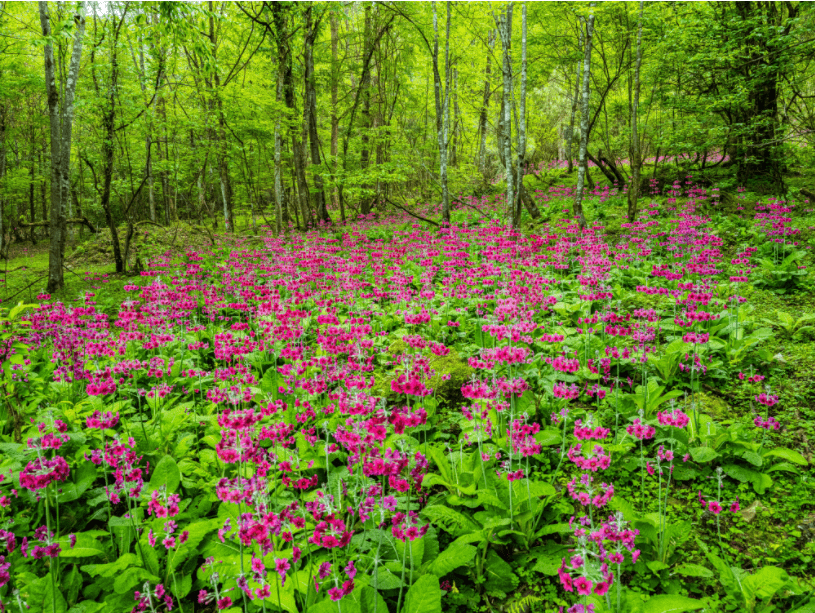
[375,338,473,407]
[684,392,730,419]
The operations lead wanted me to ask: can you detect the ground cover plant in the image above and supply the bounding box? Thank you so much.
[0,179,813,613]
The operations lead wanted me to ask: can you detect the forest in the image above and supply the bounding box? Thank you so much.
[0,1,814,613]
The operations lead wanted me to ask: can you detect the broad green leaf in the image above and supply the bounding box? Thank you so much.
[689,447,719,463]
[113,567,161,594]
[148,455,181,493]
[642,594,704,613]
[674,563,714,578]
[484,549,518,593]
[743,566,789,600]
[764,447,808,466]
[403,574,442,613]
[427,541,477,576]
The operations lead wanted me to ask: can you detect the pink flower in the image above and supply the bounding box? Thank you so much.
[275,558,290,586]
[574,576,593,596]
[708,501,722,515]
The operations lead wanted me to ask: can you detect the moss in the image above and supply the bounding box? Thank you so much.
[686,392,731,419]
[374,339,473,408]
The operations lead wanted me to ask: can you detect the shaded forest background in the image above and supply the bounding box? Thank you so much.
[1,1,814,293]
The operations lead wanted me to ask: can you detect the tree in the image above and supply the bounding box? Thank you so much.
[627,0,644,221]
[495,3,513,226]
[39,0,86,293]
[573,4,595,229]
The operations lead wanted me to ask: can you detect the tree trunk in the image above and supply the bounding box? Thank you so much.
[274,65,284,234]
[567,28,583,173]
[359,3,375,216]
[40,0,86,294]
[573,6,596,228]
[497,4,514,226]
[442,2,451,221]
[627,1,644,221]
[450,66,458,169]
[0,102,6,258]
[272,3,311,229]
[477,31,495,174]
[515,3,528,226]
[432,1,450,224]
[330,12,342,222]
[99,12,125,273]
[305,6,330,224]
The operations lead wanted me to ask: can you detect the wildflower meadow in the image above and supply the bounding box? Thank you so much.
[0,180,813,613]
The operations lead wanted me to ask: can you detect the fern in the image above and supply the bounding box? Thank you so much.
[508,594,544,613]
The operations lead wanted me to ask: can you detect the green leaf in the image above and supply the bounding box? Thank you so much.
[484,549,518,593]
[421,505,478,536]
[674,563,714,578]
[722,463,759,484]
[38,573,68,613]
[403,574,442,613]
[82,553,140,578]
[642,594,704,613]
[167,519,219,572]
[743,566,789,600]
[766,461,800,474]
[113,567,161,594]
[59,547,105,558]
[689,446,719,463]
[148,455,181,493]
[764,447,808,466]
[358,586,390,613]
[427,541,477,576]
[369,567,403,590]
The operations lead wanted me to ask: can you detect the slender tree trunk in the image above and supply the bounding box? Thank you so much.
[272,3,310,229]
[40,0,86,293]
[432,1,450,224]
[99,13,125,273]
[573,5,596,228]
[627,1,644,222]
[305,7,330,224]
[567,28,583,173]
[497,4,514,225]
[29,156,36,243]
[359,3,374,215]
[450,66,458,168]
[0,103,5,258]
[330,12,343,222]
[274,67,284,234]
[477,31,494,174]
[442,2,451,221]
[515,3,528,226]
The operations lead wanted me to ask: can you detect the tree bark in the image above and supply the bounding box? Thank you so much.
[627,1,644,221]
[98,8,126,273]
[515,3,528,226]
[330,12,343,222]
[477,30,495,174]
[567,26,583,173]
[573,6,596,228]
[272,3,311,229]
[40,0,86,293]
[432,1,450,224]
[496,4,514,226]
[304,6,330,224]
[0,102,6,258]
